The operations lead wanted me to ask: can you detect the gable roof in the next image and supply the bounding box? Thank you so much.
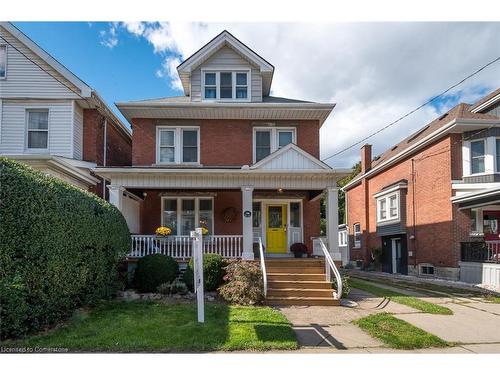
[177,30,274,97]
[250,143,332,171]
[470,88,500,113]
[0,22,131,138]
[344,92,500,190]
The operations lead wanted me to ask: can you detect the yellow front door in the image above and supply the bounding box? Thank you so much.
[266,205,287,253]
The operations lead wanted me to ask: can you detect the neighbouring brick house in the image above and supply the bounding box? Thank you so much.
[344,88,500,286]
[0,22,131,198]
[96,30,349,265]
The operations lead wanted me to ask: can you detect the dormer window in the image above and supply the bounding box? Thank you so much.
[202,70,250,101]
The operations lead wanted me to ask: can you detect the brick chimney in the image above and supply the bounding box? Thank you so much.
[361,144,372,174]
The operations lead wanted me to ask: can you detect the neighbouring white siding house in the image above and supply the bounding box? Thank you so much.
[0,22,131,192]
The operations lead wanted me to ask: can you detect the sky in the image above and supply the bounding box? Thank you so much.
[14,22,500,169]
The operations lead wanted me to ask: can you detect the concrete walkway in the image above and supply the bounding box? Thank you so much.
[277,277,500,353]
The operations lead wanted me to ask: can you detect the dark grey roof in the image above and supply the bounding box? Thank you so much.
[119,95,316,105]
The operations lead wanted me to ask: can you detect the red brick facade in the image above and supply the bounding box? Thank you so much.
[131,119,320,166]
[346,135,466,276]
[83,108,132,198]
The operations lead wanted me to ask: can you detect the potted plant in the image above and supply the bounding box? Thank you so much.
[155,226,172,237]
[290,242,308,258]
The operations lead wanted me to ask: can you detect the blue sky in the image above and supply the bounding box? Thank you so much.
[12,22,500,167]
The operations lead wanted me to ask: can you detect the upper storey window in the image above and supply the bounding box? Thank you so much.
[156,126,199,165]
[253,127,296,163]
[471,140,485,174]
[0,45,6,79]
[202,70,250,101]
[26,110,49,150]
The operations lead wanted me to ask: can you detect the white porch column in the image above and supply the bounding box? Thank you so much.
[326,185,341,261]
[108,185,125,211]
[241,185,254,260]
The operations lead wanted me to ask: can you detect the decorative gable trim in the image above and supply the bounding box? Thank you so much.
[177,30,274,96]
[250,143,331,171]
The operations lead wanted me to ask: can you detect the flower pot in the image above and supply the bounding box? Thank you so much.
[293,251,304,258]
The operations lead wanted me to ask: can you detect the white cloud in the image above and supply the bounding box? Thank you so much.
[115,22,500,168]
[99,22,119,48]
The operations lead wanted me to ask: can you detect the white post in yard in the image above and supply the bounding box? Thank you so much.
[241,185,255,260]
[108,185,125,211]
[191,227,204,323]
[326,185,341,262]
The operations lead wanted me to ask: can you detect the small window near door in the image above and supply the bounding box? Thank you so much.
[252,202,261,228]
[290,202,301,227]
[268,206,283,228]
[353,223,361,248]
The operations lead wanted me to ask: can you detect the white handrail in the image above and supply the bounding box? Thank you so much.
[318,238,342,300]
[256,237,267,297]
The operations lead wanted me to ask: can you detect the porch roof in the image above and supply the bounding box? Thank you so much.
[452,186,500,209]
[94,166,350,190]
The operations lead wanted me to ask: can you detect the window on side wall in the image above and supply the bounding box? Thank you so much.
[157,127,199,164]
[0,45,6,79]
[496,139,500,173]
[353,223,361,248]
[26,110,49,150]
[471,139,485,174]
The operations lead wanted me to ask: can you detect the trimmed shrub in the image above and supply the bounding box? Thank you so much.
[218,260,264,305]
[332,272,351,298]
[183,253,226,292]
[0,158,130,339]
[134,254,178,293]
[158,280,188,296]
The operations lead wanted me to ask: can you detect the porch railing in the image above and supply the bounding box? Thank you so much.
[461,240,500,263]
[129,235,243,260]
[255,237,267,297]
[318,238,343,300]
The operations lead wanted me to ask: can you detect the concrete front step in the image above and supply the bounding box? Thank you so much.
[265,267,324,274]
[267,273,326,281]
[265,296,341,306]
[268,280,332,289]
[267,288,335,298]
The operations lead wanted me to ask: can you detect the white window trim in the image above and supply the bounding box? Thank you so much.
[470,138,486,175]
[376,191,400,223]
[353,223,361,249]
[252,127,297,163]
[201,68,251,102]
[25,108,49,152]
[156,126,200,165]
[161,196,214,236]
[0,44,6,80]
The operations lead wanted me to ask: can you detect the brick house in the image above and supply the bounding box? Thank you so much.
[344,88,500,286]
[96,31,350,304]
[0,22,131,198]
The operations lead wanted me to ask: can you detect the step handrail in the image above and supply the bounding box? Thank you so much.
[318,238,342,300]
[256,237,268,297]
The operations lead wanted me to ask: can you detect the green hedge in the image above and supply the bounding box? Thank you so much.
[183,253,226,292]
[133,254,179,293]
[0,158,130,339]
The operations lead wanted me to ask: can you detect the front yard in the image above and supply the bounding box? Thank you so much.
[4,301,298,352]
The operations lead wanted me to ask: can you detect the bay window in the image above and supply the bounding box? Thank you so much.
[162,197,214,235]
[471,140,485,174]
[202,70,249,101]
[253,127,296,162]
[156,127,199,164]
[26,109,49,150]
[376,192,399,223]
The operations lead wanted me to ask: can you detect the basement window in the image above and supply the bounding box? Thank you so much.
[420,264,434,275]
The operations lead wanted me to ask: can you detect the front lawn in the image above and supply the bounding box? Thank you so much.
[4,301,298,352]
[351,278,453,315]
[354,313,449,350]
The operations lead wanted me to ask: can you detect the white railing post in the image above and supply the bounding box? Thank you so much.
[255,237,267,297]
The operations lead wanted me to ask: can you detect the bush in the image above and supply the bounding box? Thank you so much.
[332,272,351,298]
[183,253,226,292]
[0,158,130,339]
[134,254,178,293]
[157,280,188,296]
[218,260,264,305]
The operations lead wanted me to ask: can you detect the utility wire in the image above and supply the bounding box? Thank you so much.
[322,55,500,162]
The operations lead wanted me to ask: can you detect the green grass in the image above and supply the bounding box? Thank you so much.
[351,278,453,315]
[354,313,449,349]
[3,301,297,352]
[485,295,500,303]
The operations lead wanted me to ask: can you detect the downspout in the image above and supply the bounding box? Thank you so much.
[102,118,108,199]
[411,158,418,268]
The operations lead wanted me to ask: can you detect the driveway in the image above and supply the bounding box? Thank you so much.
[277,278,500,353]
